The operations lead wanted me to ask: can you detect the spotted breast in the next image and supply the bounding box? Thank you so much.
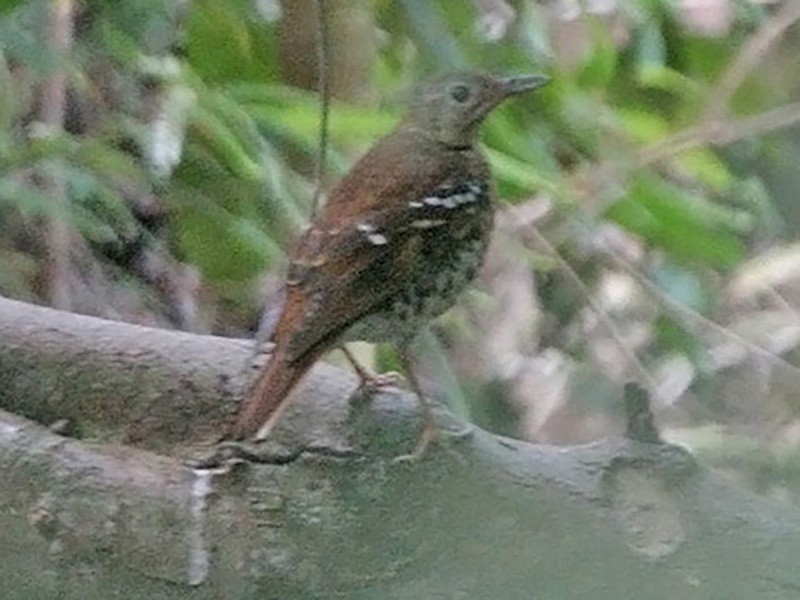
[341,178,494,346]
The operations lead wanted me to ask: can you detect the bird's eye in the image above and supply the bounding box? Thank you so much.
[450,84,471,103]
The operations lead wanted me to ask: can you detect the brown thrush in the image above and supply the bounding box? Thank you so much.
[232,71,548,448]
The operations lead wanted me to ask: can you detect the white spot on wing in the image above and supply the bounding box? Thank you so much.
[424,196,442,206]
[409,201,424,208]
[357,222,376,233]
[367,233,388,245]
[411,219,447,229]
[459,192,476,204]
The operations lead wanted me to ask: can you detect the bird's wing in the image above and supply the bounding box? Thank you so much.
[274,177,491,363]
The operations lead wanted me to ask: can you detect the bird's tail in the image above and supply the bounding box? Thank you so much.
[232,346,320,440]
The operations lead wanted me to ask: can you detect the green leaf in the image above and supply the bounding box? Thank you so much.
[0,51,13,137]
[605,175,744,268]
[576,23,618,90]
[97,21,141,65]
[619,108,670,143]
[655,314,703,358]
[730,177,781,237]
[186,1,256,84]
[485,148,558,198]
[0,0,25,15]
[0,134,73,171]
[68,202,121,245]
[251,103,397,148]
[637,65,701,100]
[676,149,732,193]
[0,179,63,217]
[175,205,276,282]
[71,138,150,188]
[200,91,265,160]
[189,103,262,181]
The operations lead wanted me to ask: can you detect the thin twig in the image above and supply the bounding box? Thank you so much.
[310,0,331,217]
[41,0,74,310]
[568,100,800,222]
[765,286,800,325]
[606,249,800,383]
[539,105,800,390]
[703,1,800,122]
[637,101,800,167]
[526,227,664,403]
[536,5,800,406]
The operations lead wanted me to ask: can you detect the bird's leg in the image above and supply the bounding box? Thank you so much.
[392,348,438,463]
[339,345,405,391]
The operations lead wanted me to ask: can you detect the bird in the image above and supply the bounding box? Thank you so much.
[232,70,549,454]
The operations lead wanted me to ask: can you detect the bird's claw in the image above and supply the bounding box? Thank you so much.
[392,423,474,464]
[340,346,406,395]
[358,370,406,391]
[392,418,439,463]
[186,440,269,469]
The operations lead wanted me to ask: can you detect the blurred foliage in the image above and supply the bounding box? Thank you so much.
[2,0,800,488]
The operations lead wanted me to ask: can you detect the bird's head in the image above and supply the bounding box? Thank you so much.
[403,71,549,149]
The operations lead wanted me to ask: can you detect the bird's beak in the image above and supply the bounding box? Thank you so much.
[501,74,550,96]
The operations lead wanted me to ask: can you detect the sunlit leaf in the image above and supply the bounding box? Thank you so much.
[637,65,701,100]
[576,24,617,90]
[619,108,670,143]
[676,149,732,192]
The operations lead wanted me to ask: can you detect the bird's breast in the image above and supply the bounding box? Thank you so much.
[344,175,495,345]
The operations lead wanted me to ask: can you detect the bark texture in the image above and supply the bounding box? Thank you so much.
[1,296,800,599]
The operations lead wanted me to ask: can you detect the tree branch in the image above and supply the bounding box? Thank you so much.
[637,101,800,168]
[702,1,800,122]
[3,295,800,598]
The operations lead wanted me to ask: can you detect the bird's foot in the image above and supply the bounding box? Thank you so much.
[359,370,406,391]
[186,440,260,470]
[392,418,439,463]
[339,346,406,394]
[186,438,297,469]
